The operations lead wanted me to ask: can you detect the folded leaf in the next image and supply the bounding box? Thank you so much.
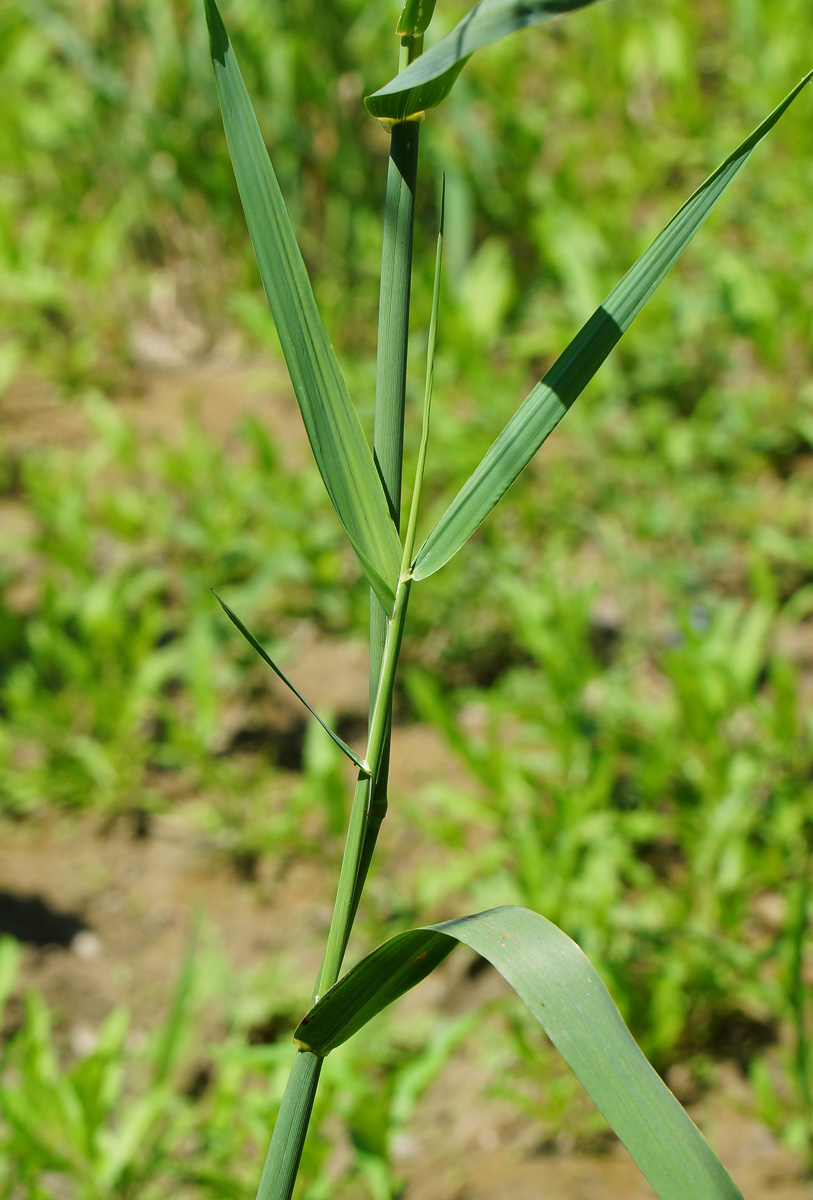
[366,0,600,120]
[214,592,368,772]
[411,71,812,579]
[206,0,402,610]
[295,906,744,1200]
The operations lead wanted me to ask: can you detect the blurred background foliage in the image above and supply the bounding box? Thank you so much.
[2,0,813,1194]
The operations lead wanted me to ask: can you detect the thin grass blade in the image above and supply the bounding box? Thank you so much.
[205,0,401,610]
[295,906,744,1200]
[402,178,445,569]
[214,592,368,772]
[411,72,812,580]
[366,0,600,121]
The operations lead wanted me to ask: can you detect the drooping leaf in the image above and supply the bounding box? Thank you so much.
[295,906,744,1200]
[411,72,812,580]
[205,0,401,610]
[214,593,368,772]
[366,0,600,121]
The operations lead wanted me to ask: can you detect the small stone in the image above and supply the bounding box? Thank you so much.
[71,930,102,960]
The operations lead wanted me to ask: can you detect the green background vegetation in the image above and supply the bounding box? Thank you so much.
[1,0,812,1194]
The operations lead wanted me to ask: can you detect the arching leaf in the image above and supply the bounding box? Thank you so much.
[366,0,600,121]
[295,906,744,1200]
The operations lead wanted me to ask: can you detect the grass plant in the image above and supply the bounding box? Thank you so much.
[2,1,813,1195]
[199,0,812,1196]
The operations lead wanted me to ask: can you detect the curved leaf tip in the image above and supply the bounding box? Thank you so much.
[366,0,601,120]
[296,906,745,1200]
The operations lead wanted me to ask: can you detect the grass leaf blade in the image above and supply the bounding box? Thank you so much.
[295,906,744,1200]
[214,592,367,772]
[205,0,401,610]
[412,72,813,580]
[366,0,600,120]
[402,178,444,569]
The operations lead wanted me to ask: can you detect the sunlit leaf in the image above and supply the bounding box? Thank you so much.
[411,72,813,579]
[295,906,744,1200]
[366,0,600,120]
[206,0,402,610]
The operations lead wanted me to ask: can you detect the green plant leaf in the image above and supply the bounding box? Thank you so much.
[295,906,744,1200]
[366,0,600,121]
[205,0,401,610]
[214,592,368,772]
[411,71,812,579]
[396,0,438,37]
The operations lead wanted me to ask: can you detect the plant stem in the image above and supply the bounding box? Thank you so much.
[317,773,373,995]
[257,573,413,1200]
[357,91,421,922]
[254,46,422,1200]
[255,1050,322,1200]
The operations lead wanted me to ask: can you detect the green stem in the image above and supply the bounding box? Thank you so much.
[255,35,423,1200]
[317,773,372,996]
[255,1050,322,1200]
[259,570,414,1200]
[321,571,413,994]
[357,83,421,920]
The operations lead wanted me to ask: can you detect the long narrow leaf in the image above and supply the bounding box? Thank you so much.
[366,0,601,121]
[402,179,445,566]
[295,906,744,1200]
[214,593,368,772]
[206,0,401,610]
[412,72,812,580]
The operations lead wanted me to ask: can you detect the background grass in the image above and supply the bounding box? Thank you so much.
[1,0,813,1194]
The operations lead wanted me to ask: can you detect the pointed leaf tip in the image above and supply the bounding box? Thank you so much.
[213,592,368,772]
[411,72,812,579]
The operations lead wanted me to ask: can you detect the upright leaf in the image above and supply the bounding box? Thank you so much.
[411,72,812,580]
[295,906,744,1200]
[366,0,600,121]
[205,0,402,610]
